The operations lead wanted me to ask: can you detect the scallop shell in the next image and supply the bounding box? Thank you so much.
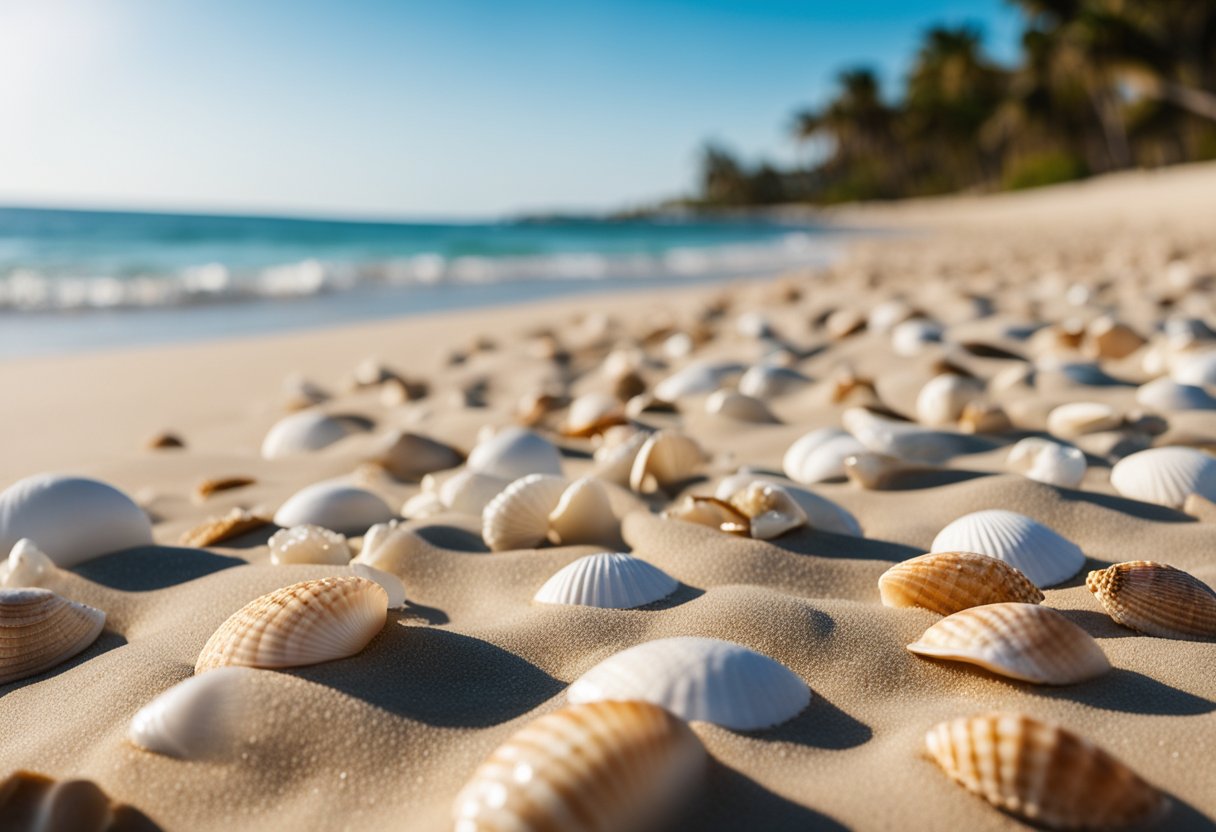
[0,770,158,831]
[534,553,678,609]
[1046,402,1121,438]
[842,407,963,464]
[629,430,706,494]
[548,477,618,547]
[591,428,649,486]
[466,426,563,480]
[908,602,1109,685]
[879,552,1043,615]
[563,392,627,437]
[366,430,463,481]
[782,428,866,484]
[1086,561,1216,640]
[663,495,751,536]
[867,298,915,333]
[925,713,1169,829]
[0,474,153,568]
[452,701,706,832]
[567,636,810,730]
[0,588,106,684]
[260,410,365,459]
[0,539,56,588]
[128,666,257,759]
[930,510,1084,588]
[713,473,862,537]
[481,474,569,551]
[653,361,744,401]
[268,525,351,565]
[728,481,807,540]
[194,576,387,673]
[273,482,395,535]
[915,374,984,427]
[354,519,418,573]
[1109,446,1216,509]
[738,364,810,398]
[1006,437,1086,489]
[705,390,778,423]
[1135,377,1216,412]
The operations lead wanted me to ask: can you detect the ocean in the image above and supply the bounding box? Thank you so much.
[0,206,851,357]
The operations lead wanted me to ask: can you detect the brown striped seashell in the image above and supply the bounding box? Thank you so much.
[1086,561,1216,640]
[0,770,161,831]
[878,552,1043,615]
[179,508,272,548]
[925,712,1169,830]
[907,602,1109,685]
[194,576,387,673]
[1,588,106,684]
[452,700,706,832]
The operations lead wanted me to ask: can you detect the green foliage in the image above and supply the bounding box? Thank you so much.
[1003,152,1089,190]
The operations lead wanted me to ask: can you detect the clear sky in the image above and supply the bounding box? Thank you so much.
[0,0,1022,219]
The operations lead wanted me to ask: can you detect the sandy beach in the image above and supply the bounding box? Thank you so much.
[3,164,1216,831]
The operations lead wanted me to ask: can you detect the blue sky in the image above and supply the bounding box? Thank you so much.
[0,0,1022,219]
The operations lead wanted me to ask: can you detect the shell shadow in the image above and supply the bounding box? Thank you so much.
[294,625,562,727]
[397,600,449,626]
[768,531,919,564]
[1039,668,1216,716]
[861,468,992,491]
[684,759,850,831]
[754,694,872,750]
[1056,488,1196,523]
[639,583,705,611]
[1056,607,1139,639]
[1160,796,1216,832]
[73,546,244,591]
[411,524,489,553]
[1,631,127,696]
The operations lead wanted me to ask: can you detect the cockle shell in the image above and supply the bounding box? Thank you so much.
[704,390,778,423]
[548,477,618,547]
[0,474,152,568]
[466,426,563,480]
[563,392,627,437]
[0,770,158,831]
[782,428,866,484]
[568,636,810,730]
[878,552,1043,615]
[1086,561,1216,640]
[915,374,984,427]
[268,525,351,565]
[925,713,1169,829]
[713,472,862,537]
[260,410,367,459]
[738,364,810,398]
[273,481,395,535]
[452,701,706,832]
[0,588,106,684]
[0,539,56,588]
[629,430,706,494]
[534,553,678,609]
[663,495,750,536]
[481,474,569,551]
[1006,438,1086,489]
[653,361,744,401]
[128,666,257,759]
[908,602,1109,685]
[931,510,1085,588]
[365,430,463,481]
[1135,377,1216,412]
[1109,446,1216,509]
[194,576,387,673]
[1046,402,1121,438]
[842,407,964,464]
[727,481,807,539]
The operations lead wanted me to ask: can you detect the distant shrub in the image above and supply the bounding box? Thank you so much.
[1003,152,1089,191]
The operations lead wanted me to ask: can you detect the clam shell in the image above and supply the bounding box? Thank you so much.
[842,407,964,464]
[0,588,106,684]
[534,553,678,609]
[128,666,257,759]
[273,482,395,535]
[931,510,1085,588]
[1006,437,1086,489]
[366,430,463,481]
[1135,377,1216,412]
[925,712,1169,829]
[452,700,706,832]
[738,364,810,398]
[466,426,563,480]
[548,477,618,547]
[713,473,862,537]
[915,374,984,427]
[705,390,778,423]
[563,392,627,437]
[878,552,1043,615]
[0,474,153,568]
[1109,446,1216,509]
[908,602,1109,685]
[654,361,744,401]
[0,770,157,831]
[0,539,56,588]
[482,474,568,551]
[268,525,351,565]
[1086,561,1216,640]
[591,428,648,486]
[728,481,807,540]
[782,428,866,484]
[194,576,387,673]
[1046,402,1121,438]
[260,410,365,459]
[567,636,810,730]
[629,430,706,494]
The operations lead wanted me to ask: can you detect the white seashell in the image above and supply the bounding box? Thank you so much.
[738,364,810,398]
[268,525,351,565]
[128,666,257,759]
[868,299,915,333]
[705,390,777,423]
[843,452,932,490]
[273,482,395,535]
[482,474,568,551]
[714,472,861,537]
[1109,447,1216,509]
[466,426,562,480]
[0,474,153,568]
[842,408,963,464]
[349,563,406,609]
[354,520,418,574]
[1046,402,1121,438]
[548,478,617,546]
[534,552,678,609]
[260,410,362,459]
[0,539,56,588]
[915,374,984,427]
[1135,377,1216,412]
[568,636,810,730]
[1171,349,1216,387]
[891,319,942,356]
[728,481,807,539]
[401,490,445,520]
[1006,438,1086,489]
[591,428,648,486]
[662,331,694,360]
[629,430,706,494]
[931,510,1085,588]
[433,469,509,515]
[563,392,626,437]
[782,428,867,484]
[653,361,744,401]
[0,588,106,684]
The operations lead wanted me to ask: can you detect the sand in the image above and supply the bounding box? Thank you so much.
[2,165,1216,831]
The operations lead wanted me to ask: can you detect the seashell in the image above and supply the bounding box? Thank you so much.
[891,318,942,356]
[1085,317,1145,360]
[738,364,810,398]
[957,401,1011,434]
[735,311,772,339]
[1135,377,1216,412]
[481,474,569,551]
[1046,402,1121,438]
[1109,446,1216,509]
[146,431,185,450]
[349,563,406,609]
[931,510,1084,588]
[452,700,706,832]
[179,508,271,548]
[548,477,617,547]
[663,495,750,536]
[401,490,444,520]
[562,392,627,437]
[568,636,810,730]
[830,367,878,404]
[879,551,1043,614]
[0,588,106,684]
[629,430,706,494]
[354,520,417,573]
[867,298,915,333]
[1006,438,1086,489]
[268,525,351,565]
[925,713,1169,829]
[713,473,862,537]
[1170,348,1216,387]
[842,407,964,464]
[466,426,563,480]
[0,474,153,568]
[534,552,678,608]
[194,475,255,501]
[842,452,933,490]
[260,410,366,459]
[0,770,159,831]
[782,428,867,484]
[653,361,744,401]
[1086,561,1216,640]
[825,308,865,340]
[365,430,463,481]
[273,481,395,535]
[195,576,387,673]
[0,539,56,588]
[728,481,807,540]
[915,374,984,427]
[704,390,777,423]
[908,602,1109,684]
[128,666,256,759]
[591,428,648,486]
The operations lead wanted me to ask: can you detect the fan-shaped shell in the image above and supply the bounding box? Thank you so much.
[931,510,1084,588]
[629,430,706,494]
[452,700,706,832]
[534,553,678,609]
[0,474,152,568]
[466,426,563,480]
[0,539,56,588]
[260,410,365,459]
[1135,377,1216,412]
[1046,402,1121,438]
[1006,437,1086,489]
[925,713,1169,829]
[482,474,568,551]
[354,519,420,575]
[879,552,1043,615]
[194,576,387,673]
[272,482,395,535]
[908,602,1109,685]
[268,525,351,565]
[365,430,463,481]
[548,477,618,547]
[1109,446,1216,509]
[653,361,744,401]
[0,588,106,684]
[0,770,157,831]
[842,408,964,464]
[705,390,777,423]
[128,666,257,759]
[1086,561,1216,640]
[567,636,810,730]
[782,428,866,484]
[738,364,810,398]
[915,374,984,427]
[563,392,627,437]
